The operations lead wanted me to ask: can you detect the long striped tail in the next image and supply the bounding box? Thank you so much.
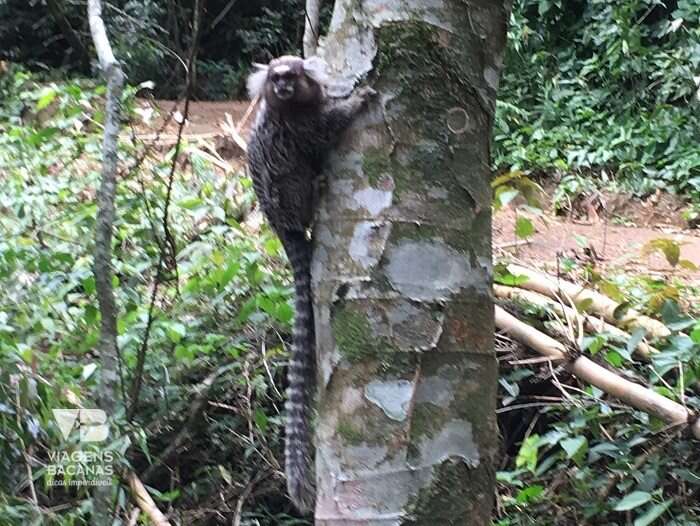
[280,230,316,513]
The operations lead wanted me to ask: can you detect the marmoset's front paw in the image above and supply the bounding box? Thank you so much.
[355,86,378,102]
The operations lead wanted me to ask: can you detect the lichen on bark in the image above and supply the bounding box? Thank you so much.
[312,0,511,523]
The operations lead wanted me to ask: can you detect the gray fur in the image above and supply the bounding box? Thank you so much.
[246,55,373,513]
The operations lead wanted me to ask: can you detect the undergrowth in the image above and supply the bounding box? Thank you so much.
[495,261,700,526]
[494,0,700,196]
[0,65,306,525]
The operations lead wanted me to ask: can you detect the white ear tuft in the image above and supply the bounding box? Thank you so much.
[247,66,268,99]
[303,56,329,86]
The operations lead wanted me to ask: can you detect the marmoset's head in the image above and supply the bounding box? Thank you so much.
[247,55,328,109]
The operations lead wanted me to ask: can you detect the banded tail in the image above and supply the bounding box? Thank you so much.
[280,230,316,512]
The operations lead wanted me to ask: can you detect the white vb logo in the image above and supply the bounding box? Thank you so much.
[52,409,109,443]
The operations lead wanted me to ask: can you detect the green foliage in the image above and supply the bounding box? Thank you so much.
[0,67,307,524]
[0,0,310,99]
[492,170,544,242]
[495,0,700,194]
[496,259,700,525]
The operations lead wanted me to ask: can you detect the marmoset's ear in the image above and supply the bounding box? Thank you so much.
[247,64,269,99]
[302,56,329,86]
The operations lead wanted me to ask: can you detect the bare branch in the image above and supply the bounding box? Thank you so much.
[127,472,172,526]
[127,0,205,421]
[46,0,89,68]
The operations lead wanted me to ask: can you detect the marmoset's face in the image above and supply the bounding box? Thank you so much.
[263,57,321,107]
[269,63,298,100]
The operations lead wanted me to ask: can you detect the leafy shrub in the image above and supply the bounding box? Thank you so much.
[495,0,700,194]
[0,67,307,525]
[496,263,700,525]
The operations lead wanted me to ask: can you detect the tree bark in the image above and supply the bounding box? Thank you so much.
[87,0,125,522]
[312,2,511,523]
[303,0,321,57]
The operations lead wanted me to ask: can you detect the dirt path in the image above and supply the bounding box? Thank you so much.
[138,99,253,136]
[495,208,700,281]
[138,99,700,281]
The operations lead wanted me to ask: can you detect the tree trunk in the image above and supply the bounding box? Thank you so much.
[312,1,511,523]
[87,0,125,522]
[303,0,321,57]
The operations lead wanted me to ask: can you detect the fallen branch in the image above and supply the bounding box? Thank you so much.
[235,93,259,134]
[127,508,140,526]
[495,240,531,250]
[221,110,251,153]
[127,472,172,526]
[494,284,658,359]
[495,306,700,440]
[506,264,670,339]
[131,131,220,142]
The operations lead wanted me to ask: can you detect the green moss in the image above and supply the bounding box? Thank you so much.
[337,418,365,445]
[410,402,448,441]
[450,355,498,450]
[378,352,418,378]
[388,223,473,254]
[331,304,404,363]
[362,146,392,186]
[377,21,471,114]
[401,459,492,525]
[332,307,378,363]
[336,405,396,447]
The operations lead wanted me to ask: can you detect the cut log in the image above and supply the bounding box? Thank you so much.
[494,284,658,359]
[495,306,700,440]
[506,264,670,339]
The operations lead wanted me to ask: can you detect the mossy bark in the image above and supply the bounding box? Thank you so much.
[313,1,511,523]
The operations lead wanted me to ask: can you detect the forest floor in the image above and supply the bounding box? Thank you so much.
[140,99,700,283]
[494,192,700,281]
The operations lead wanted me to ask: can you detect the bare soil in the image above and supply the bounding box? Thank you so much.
[136,99,700,282]
[495,181,700,280]
[494,207,700,280]
[139,99,253,136]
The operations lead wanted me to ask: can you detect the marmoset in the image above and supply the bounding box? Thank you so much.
[246,55,374,512]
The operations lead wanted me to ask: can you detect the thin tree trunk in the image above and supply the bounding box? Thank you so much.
[303,0,320,57]
[313,2,511,523]
[87,0,125,522]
